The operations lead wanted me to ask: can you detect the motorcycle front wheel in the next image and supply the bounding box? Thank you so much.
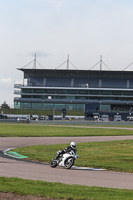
[64,157,74,169]
[50,159,58,168]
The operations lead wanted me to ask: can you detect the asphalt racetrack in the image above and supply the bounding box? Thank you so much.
[1,135,133,189]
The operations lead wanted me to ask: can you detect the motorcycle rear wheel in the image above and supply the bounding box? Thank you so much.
[50,159,58,168]
[64,157,74,169]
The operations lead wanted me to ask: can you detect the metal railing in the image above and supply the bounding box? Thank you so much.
[14,84,23,88]
[14,90,21,95]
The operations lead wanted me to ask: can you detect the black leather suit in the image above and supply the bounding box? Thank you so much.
[56,145,77,159]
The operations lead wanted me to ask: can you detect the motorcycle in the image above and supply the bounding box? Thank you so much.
[50,150,79,169]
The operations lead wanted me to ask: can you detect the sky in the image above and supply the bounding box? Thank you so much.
[1,0,133,107]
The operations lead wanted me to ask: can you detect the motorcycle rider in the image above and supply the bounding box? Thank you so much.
[55,142,77,159]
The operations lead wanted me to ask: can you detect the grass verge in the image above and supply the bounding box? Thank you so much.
[0,177,133,200]
[15,140,133,173]
[0,124,133,136]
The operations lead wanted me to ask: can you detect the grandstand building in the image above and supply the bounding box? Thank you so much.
[14,58,133,120]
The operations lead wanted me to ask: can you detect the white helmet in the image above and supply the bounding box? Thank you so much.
[70,142,76,149]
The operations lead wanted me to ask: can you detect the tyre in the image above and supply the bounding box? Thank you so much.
[50,159,58,168]
[64,157,74,169]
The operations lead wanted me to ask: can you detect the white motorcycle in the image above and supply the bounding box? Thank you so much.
[50,150,78,169]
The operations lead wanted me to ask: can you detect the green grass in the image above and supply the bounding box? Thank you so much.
[0,177,133,200]
[14,140,133,173]
[0,123,133,137]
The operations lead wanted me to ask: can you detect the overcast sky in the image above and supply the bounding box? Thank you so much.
[1,0,133,107]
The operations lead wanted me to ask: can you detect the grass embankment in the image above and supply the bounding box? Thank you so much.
[0,123,133,137]
[0,108,84,116]
[0,177,133,200]
[15,140,133,173]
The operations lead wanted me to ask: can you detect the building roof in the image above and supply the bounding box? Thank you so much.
[18,68,133,79]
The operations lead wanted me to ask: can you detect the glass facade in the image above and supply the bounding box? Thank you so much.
[100,104,111,112]
[20,88,133,101]
[16,86,133,110]
[19,102,84,110]
[14,69,133,113]
[14,102,21,109]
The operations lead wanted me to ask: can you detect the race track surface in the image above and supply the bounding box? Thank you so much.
[1,136,133,189]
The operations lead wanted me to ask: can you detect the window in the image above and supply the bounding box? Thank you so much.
[22,89,33,93]
[32,103,43,109]
[66,96,75,99]
[89,90,99,95]
[21,103,31,109]
[78,90,88,94]
[33,89,44,93]
[67,90,77,94]
[123,91,133,95]
[101,90,111,95]
[33,95,42,98]
[55,90,67,94]
[112,91,122,95]
[22,95,33,98]
[45,89,55,93]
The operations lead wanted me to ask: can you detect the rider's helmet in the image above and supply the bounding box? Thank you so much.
[70,142,77,149]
